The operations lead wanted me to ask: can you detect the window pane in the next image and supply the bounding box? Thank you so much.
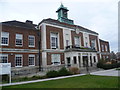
[105,45,108,51]
[2,37,8,44]
[15,55,22,67]
[16,34,22,39]
[66,40,69,46]
[102,45,104,51]
[16,34,22,46]
[74,36,80,46]
[51,33,58,49]
[51,54,60,65]
[0,54,8,63]
[91,40,95,47]
[29,55,35,66]
[29,36,35,47]
[1,32,9,45]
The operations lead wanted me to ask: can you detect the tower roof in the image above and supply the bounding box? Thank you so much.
[56,3,69,12]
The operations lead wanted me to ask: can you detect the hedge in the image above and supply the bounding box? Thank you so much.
[97,62,120,70]
[46,67,71,78]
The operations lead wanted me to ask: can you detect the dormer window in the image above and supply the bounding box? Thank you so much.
[51,33,59,49]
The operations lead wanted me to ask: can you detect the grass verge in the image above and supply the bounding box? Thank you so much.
[3,75,118,88]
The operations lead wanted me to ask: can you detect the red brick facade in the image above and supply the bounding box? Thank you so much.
[89,35,99,51]
[99,39,110,60]
[46,25,64,49]
[71,31,84,46]
[1,24,39,67]
[100,39,110,52]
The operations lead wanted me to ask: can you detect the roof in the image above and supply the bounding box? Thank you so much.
[1,20,37,30]
[99,39,109,43]
[56,4,69,12]
[39,18,98,35]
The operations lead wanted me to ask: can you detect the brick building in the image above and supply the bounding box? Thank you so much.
[0,20,40,76]
[0,4,110,76]
[99,39,110,60]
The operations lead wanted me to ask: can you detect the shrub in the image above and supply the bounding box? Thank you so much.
[32,75,46,80]
[97,61,120,70]
[46,70,58,78]
[111,60,117,64]
[58,67,71,76]
[2,74,9,83]
[116,68,120,70]
[69,67,80,74]
[32,76,41,80]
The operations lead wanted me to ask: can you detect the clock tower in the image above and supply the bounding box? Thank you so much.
[56,4,74,25]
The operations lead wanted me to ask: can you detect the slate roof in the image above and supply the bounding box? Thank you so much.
[39,18,98,35]
[1,20,37,30]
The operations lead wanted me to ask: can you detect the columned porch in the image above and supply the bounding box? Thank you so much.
[65,52,98,69]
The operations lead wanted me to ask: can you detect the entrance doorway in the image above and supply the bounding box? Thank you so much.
[78,56,81,67]
[83,56,88,67]
[67,57,71,67]
[90,56,93,67]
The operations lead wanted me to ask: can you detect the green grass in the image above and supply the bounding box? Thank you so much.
[3,75,118,88]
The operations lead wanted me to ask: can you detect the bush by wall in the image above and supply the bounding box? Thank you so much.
[69,67,80,74]
[46,70,58,78]
[97,61,120,70]
[46,67,72,78]
[1,74,9,83]
[58,67,71,76]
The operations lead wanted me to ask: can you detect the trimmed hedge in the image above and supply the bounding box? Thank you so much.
[58,67,71,76]
[46,67,71,78]
[97,62,120,70]
[46,70,58,78]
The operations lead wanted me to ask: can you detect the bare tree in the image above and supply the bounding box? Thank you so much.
[110,51,117,60]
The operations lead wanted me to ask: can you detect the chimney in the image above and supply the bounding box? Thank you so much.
[26,20,33,24]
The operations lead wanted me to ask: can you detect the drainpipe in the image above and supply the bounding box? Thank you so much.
[38,26,41,71]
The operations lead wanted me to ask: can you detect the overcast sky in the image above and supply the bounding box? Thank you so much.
[0,0,119,53]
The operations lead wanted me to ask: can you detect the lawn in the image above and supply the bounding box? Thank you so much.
[3,75,118,88]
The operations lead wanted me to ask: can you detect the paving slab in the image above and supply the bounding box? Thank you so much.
[91,69,119,76]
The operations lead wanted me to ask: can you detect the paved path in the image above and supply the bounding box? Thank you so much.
[91,69,119,76]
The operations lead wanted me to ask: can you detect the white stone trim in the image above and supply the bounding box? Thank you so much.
[42,49,65,52]
[41,24,47,50]
[44,23,98,36]
[1,48,38,53]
